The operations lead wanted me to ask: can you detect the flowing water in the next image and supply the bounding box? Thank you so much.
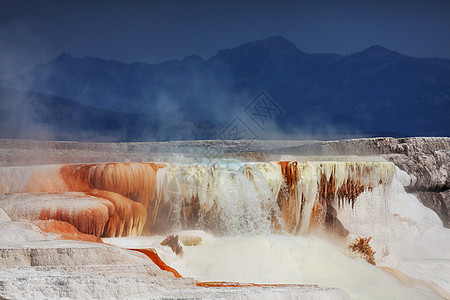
[1,159,449,299]
[106,160,450,299]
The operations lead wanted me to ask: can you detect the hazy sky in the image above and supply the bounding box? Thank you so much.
[1,0,449,76]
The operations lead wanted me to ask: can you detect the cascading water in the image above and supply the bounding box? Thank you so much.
[151,161,395,239]
[158,163,281,235]
[1,159,449,299]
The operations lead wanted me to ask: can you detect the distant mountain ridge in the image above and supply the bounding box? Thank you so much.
[1,36,449,141]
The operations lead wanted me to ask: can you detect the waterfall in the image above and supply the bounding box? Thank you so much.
[154,161,395,237]
[0,160,395,238]
[1,159,449,299]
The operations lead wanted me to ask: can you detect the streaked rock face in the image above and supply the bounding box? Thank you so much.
[274,137,450,227]
[0,163,163,236]
[0,137,448,229]
[0,160,395,239]
[275,137,450,191]
[0,137,445,192]
[0,192,114,237]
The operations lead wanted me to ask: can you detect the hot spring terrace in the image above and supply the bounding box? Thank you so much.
[1,147,449,299]
[0,159,395,239]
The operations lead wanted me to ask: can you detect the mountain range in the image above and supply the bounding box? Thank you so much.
[1,36,449,141]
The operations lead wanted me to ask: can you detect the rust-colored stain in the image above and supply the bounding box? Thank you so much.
[182,193,201,228]
[161,235,183,256]
[6,163,164,237]
[318,171,336,207]
[128,248,182,278]
[277,162,368,236]
[36,196,111,237]
[84,190,147,237]
[349,236,376,265]
[61,163,159,209]
[35,220,101,243]
[337,178,365,209]
[277,161,300,233]
[60,163,163,235]
[316,170,350,238]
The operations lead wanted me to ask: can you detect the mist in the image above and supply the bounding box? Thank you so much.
[0,1,449,142]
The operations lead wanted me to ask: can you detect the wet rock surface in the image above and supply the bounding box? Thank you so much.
[274,137,450,227]
[0,181,350,299]
[0,137,448,227]
[275,137,449,190]
[0,137,447,298]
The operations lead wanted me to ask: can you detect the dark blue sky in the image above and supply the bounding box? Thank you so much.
[1,0,449,76]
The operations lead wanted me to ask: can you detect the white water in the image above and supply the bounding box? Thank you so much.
[106,165,450,299]
[155,161,396,235]
[162,163,279,234]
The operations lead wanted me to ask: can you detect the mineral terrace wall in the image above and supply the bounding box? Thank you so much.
[0,137,448,227]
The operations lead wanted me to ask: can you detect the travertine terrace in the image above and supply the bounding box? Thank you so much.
[0,137,449,299]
